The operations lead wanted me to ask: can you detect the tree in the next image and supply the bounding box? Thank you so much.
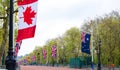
[98,11,120,65]
[0,0,9,65]
[63,27,81,63]
[81,11,120,65]
[0,0,18,65]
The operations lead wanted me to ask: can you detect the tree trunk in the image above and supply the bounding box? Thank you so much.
[0,18,8,65]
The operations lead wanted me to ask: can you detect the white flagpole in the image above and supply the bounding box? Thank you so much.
[91,29,94,70]
[56,39,59,66]
[92,29,93,62]
[91,20,94,70]
[47,47,48,65]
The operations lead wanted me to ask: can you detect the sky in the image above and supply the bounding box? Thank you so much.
[18,0,120,56]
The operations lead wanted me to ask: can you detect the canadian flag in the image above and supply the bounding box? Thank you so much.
[17,0,38,42]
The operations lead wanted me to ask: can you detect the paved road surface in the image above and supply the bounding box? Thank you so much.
[20,65,91,70]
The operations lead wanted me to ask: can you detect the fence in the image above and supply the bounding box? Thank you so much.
[0,65,6,70]
[69,56,91,68]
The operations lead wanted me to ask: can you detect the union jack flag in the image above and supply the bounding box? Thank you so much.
[52,45,57,58]
[43,49,47,59]
[82,32,86,43]
[14,40,22,57]
[32,55,36,61]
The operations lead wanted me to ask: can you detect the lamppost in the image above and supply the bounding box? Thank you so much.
[61,46,64,66]
[37,52,40,64]
[98,40,101,70]
[5,0,16,70]
[40,51,42,65]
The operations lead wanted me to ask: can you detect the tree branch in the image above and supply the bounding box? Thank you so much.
[0,17,6,19]
[13,8,18,13]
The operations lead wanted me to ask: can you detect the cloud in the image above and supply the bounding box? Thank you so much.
[18,0,120,56]
[38,0,98,20]
[35,18,83,44]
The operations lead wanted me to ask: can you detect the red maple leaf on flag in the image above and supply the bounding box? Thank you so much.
[23,6,36,25]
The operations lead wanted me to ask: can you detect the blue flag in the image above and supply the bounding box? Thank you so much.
[81,32,91,54]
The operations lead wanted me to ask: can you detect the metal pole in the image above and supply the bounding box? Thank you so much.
[5,0,16,70]
[46,47,48,65]
[91,31,94,70]
[95,19,101,70]
[56,41,59,66]
[90,20,94,70]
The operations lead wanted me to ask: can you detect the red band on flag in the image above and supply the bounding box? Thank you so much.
[18,0,38,5]
[17,26,36,42]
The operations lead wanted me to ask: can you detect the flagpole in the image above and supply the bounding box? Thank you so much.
[91,25,94,70]
[41,49,42,65]
[5,0,16,70]
[56,40,59,66]
[46,47,48,65]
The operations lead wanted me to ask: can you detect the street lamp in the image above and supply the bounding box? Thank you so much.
[61,46,64,66]
[98,40,101,70]
[5,0,16,70]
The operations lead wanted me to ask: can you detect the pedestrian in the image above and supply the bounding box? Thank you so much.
[112,63,114,70]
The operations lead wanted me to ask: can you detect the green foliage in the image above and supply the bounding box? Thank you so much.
[0,0,10,65]
[82,11,120,66]
[63,27,81,63]
[0,28,3,44]
[20,11,120,66]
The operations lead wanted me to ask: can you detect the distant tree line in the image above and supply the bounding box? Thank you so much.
[18,11,120,66]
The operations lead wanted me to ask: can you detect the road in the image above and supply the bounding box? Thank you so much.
[20,65,91,70]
